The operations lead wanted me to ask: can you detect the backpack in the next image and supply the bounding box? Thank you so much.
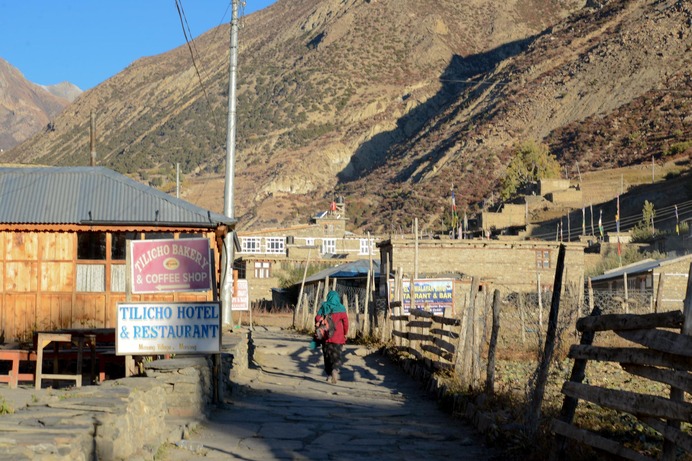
[315,313,336,341]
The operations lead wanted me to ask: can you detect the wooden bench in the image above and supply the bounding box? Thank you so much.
[0,350,36,388]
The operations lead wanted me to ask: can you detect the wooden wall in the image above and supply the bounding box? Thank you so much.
[0,230,219,343]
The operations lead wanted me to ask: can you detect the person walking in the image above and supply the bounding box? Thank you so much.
[314,290,349,383]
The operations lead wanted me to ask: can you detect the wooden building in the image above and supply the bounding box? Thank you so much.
[0,167,233,342]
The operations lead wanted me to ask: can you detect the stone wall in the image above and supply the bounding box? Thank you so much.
[379,238,585,295]
[0,330,250,460]
[480,204,527,230]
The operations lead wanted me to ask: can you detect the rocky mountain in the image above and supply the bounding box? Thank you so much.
[2,0,690,234]
[41,82,82,103]
[0,58,75,152]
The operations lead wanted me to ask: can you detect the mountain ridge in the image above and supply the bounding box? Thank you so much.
[0,58,75,151]
[2,0,690,234]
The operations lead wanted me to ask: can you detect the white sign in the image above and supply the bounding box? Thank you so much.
[232,279,250,311]
[116,302,221,355]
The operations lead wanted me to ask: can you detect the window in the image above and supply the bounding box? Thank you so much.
[536,250,551,269]
[235,260,246,279]
[76,264,105,292]
[241,237,261,254]
[111,232,138,260]
[111,265,126,292]
[254,261,271,279]
[305,238,315,246]
[265,237,285,254]
[322,238,336,254]
[359,238,372,255]
[78,233,106,260]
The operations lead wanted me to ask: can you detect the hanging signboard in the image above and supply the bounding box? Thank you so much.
[130,238,212,294]
[388,278,454,315]
[116,302,221,355]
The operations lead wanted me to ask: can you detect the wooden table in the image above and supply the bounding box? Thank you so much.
[33,329,117,388]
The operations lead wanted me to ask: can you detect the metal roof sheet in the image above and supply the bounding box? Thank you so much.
[0,167,233,226]
[590,254,692,282]
[305,259,381,283]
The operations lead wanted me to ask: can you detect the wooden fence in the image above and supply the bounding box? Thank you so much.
[553,263,692,461]
[387,279,502,391]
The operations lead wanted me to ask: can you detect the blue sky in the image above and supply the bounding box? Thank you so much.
[1,1,275,90]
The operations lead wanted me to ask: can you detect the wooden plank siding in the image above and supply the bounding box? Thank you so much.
[0,230,221,342]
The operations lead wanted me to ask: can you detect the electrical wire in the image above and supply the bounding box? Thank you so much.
[172,0,239,206]
[528,198,692,241]
[174,0,220,130]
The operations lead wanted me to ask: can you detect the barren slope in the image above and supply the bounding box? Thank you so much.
[2,0,582,230]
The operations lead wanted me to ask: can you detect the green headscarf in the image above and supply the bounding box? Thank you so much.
[318,290,347,315]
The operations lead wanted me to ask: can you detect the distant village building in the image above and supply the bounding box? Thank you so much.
[0,167,232,342]
[589,253,692,312]
[377,236,585,297]
[235,199,380,303]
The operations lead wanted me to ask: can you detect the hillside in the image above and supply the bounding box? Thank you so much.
[0,58,73,151]
[2,0,691,234]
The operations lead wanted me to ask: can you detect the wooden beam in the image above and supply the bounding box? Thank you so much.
[432,336,456,353]
[639,416,692,453]
[568,345,692,371]
[551,420,654,461]
[576,311,683,333]
[429,328,459,340]
[616,328,692,358]
[621,363,692,394]
[561,381,692,421]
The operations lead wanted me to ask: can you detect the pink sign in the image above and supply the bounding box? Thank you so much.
[130,239,212,293]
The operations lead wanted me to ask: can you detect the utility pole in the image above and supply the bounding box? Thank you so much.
[221,0,239,327]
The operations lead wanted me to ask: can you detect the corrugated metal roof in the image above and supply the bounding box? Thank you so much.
[0,167,233,226]
[590,254,692,282]
[305,259,381,283]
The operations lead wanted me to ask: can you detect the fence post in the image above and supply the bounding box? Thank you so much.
[655,272,665,313]
[623,272,629,314]
[309,281,322,330]
[364,268,371,337]
[662,263,692,460]
[485,289,501,395]
[455,276,479,387]
[393,303,402,347]
[323,277,330,300]
[551,304,601,460]
[526,244,566,436]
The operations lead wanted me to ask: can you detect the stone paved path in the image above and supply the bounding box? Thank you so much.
[162,329,496,461]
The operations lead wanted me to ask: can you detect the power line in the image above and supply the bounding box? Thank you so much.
[174,0,220,130]
[528,199,692,241]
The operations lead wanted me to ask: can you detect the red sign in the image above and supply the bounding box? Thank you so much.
[130,239,212,293]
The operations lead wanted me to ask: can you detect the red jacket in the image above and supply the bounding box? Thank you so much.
[316,311,349,344]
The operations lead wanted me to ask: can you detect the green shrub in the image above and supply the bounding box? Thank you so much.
[664,141,692,157]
